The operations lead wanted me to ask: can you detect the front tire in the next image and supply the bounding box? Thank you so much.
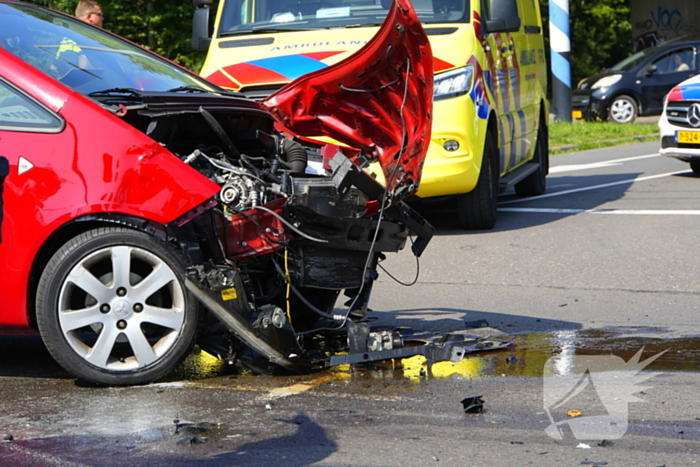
[690,160,700,174]
[36,227,199,386]
[456,131,499,230]
[608,95,637,124]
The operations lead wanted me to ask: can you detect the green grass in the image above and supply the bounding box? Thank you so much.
[549,121,660,154]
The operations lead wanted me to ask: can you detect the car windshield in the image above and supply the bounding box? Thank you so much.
[217,0,469,36]
[0,3,220,95]
[609,48,657,72]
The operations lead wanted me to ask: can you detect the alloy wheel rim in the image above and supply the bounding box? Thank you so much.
[611,100,634,123]
[57,245,185,371]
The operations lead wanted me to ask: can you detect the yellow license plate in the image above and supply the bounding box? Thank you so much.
[677,131,700,144]
[572,110,583,119]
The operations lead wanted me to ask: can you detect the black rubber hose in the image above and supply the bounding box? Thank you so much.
[198,106,241,159]
[289,284,338,321]
[282,139,308,173]
[270,258,337,321]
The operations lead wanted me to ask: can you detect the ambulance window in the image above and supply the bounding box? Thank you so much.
[219,0,471,32]
[483,0,520,33]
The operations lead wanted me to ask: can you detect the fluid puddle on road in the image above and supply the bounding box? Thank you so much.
[165,327,700,385]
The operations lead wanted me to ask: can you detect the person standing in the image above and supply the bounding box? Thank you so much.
[75,1,104,28]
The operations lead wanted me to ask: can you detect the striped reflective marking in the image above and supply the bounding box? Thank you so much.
[505,113,516,168]
[468,57,490,119]
[223,62,288,86]
[221,52,346,86]
[508,33,521,110]
[254,54,337,78]
[517,110,527,163]
[204,69,239,88]
[671,84,700,101]
[549,0,571,86]
[434,57,455,73]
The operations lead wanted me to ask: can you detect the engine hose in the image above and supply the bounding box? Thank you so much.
[282,139,308,173]
[198,106,241,159]
[269,258,343,322]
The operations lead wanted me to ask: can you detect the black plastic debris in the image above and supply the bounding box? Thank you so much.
[510,441,524,444]
[461,396,484,413]
[174,421,217,435]
[2,434,13,442]
[176,436,209,445]
[464,319,489,329]
[597,440,613,447]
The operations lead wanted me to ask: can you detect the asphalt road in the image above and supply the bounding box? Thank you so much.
[372,140,700,338]
[1,140,699,466]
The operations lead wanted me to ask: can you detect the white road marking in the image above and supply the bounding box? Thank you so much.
[499,170,690,205]
[500,207,700,215]
[549,153,661,174]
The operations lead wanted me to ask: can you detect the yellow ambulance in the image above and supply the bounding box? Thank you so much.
[192,0,548,229]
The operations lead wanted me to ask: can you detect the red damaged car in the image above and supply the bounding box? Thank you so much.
[0,0,435,385]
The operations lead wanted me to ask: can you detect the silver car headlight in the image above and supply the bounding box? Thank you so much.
[434,66,473,101]
[591,74,622,90]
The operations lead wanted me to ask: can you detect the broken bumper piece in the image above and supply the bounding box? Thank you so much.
[327,325,511,367]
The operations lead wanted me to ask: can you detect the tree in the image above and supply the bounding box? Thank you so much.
[540,0,632,87]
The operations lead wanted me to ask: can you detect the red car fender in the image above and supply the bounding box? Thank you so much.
[261,0,433,195]
[55,97,220,223]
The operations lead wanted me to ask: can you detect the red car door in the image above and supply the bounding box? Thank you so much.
[0,72,72,327]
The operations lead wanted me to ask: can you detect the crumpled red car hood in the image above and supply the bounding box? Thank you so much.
[261,0,433,195]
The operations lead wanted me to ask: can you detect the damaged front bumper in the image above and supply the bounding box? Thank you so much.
[182,151,508,373]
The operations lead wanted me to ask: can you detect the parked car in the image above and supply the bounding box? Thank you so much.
[0,0,436,385]
[659,74,700,172]
[572,41,700,123]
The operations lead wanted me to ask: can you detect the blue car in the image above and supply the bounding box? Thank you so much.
[572,41,700,123]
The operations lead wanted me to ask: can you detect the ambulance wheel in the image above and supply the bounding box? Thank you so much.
[456,131,499,230]
[36,227,199,386]
[608,95,637,124]
[515,117,548,196]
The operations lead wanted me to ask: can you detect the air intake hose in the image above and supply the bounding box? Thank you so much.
[282,139,308,173]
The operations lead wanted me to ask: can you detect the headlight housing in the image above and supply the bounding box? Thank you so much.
[434,66,473,101]
[591,74,622,90]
